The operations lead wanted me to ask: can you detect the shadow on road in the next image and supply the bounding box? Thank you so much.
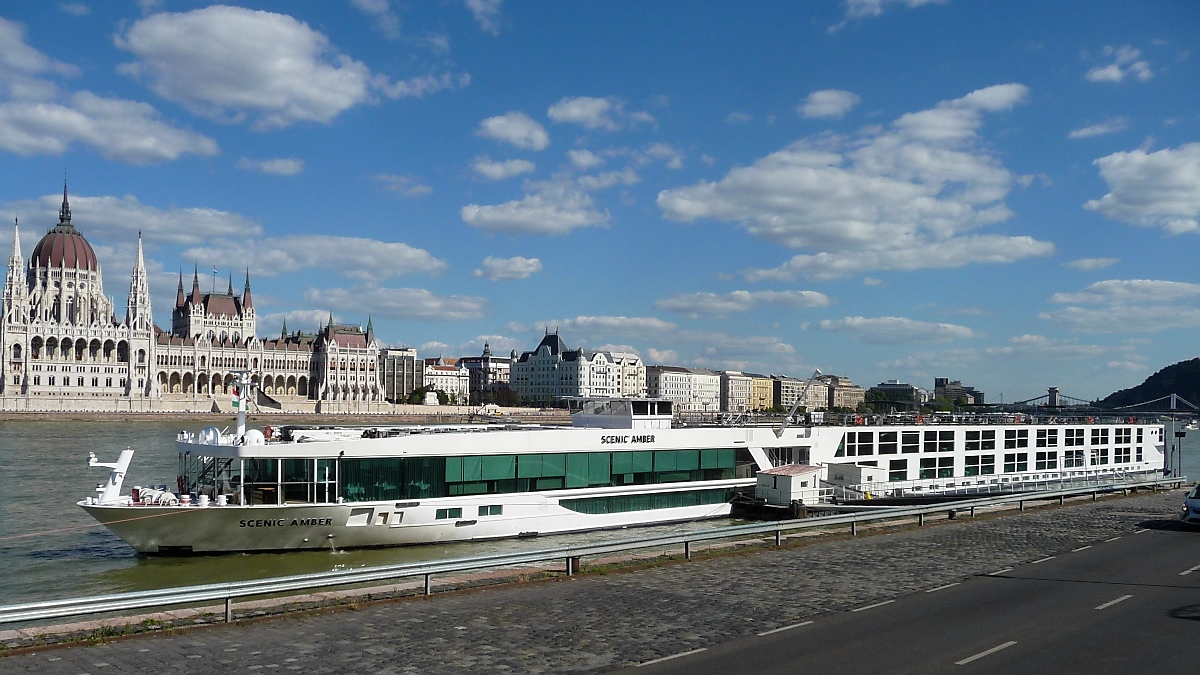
[1136,519,1195,532]
[1170,604,1200,621]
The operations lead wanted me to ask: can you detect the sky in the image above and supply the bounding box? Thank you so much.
[0,0,1197,403]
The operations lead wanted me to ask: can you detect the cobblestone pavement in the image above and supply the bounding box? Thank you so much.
[0,490,1184,674]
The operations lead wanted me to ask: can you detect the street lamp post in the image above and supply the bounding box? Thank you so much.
[1176,429,1187,479]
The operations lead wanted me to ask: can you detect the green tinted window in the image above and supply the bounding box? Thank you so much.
[481,455,516,481]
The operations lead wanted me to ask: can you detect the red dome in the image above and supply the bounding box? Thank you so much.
[31,185,98,271]
[31,224,98,271]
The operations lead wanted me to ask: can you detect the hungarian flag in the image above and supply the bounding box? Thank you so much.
[231,385,248,412]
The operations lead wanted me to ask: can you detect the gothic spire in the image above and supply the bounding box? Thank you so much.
[9,218,21,264]
[365,314,374,342]
[127,232,152,332]
[242,268,253,309]
[281,318,288,338]
[58,181,72,226]
[226,272,233,296]
[176,270,185,308]
[191,264,201,303]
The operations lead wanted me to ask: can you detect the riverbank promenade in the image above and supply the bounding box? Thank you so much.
[0,489,1189,673]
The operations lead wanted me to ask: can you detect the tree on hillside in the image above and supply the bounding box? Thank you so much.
[1098,358,1200,408]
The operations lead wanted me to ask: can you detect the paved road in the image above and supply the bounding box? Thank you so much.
[631,522,1200,674]
[0,489,1189,674]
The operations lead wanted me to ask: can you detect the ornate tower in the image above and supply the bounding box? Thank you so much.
[126,234,153,333]
[4,219,28,326]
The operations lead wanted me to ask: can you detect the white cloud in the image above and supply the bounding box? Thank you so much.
[59,3,91,16]
[471,156,535,180]
[4,192,259,246]
[258,309,333,337]
[351,0,401,40]
[1041,304,1200,334]
[644,142,684,169]
[817,316,975,344]
[1049,279,1200,305]
[654,290,831,318]
[473,255,542,280]
[0,18,217,164]
[568,149,605,170]
[1086,45,1153,83]
[646,348,678,364]
[744,236,1053,281]
[831,0,946,31]
[1064,257,1118,271]
[1106,360,1147,372]
[461,179,609,235]
[984,334,1108,358]
[305,286,487,321]
[1068,117,1128,139]
[725,111,752,124]
[370,173,432,197]
[629,111,657,127]
[465,0,503,35]
[577,168,639,190]
[475,111,549,150]
[1041,279,1200,333]
[799,89,860,119]
[236,157,304,176]
[182,235,447,281]
[547,96,628,131]
[660,84,1049,280]
[548,96,618,131]
[0,93,218,164]
[1085,143,1200,234]
[116,6,463,129]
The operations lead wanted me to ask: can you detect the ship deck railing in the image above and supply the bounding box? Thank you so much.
[844,467,1160,499]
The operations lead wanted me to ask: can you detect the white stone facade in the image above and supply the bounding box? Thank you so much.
[423,358,470,404]
[509,332,646,403]
[646,366,721,413]
[719,370,752,412]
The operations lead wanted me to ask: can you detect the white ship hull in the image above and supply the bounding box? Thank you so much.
[80,479,746,553]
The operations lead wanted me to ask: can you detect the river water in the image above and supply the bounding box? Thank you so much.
[0,419,740,605]
[1,419,1196,606]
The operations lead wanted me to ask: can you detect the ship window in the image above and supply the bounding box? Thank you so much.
[1003,453,1028,473]
[1065,428,1084,447]
[937,457,954,478]
[1004,429,1029,449]
[479,505,502,516]
[1064,449,1084,468]
[1036,452,1058,470]
[878,432,898,454]
[1090,428,1109,446]
[901,432,919,453]
[924,430,938,453]
[435,508,462,520]
[1090,448,1109,465]
[632,400,649,416]
[888,459,906,482]
[1115,428,1132,444]
[1037,429,1059,447]
[919,458,936,479]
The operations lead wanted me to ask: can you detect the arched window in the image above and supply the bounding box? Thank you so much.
[137,349,145,364]
[11,344,21,360]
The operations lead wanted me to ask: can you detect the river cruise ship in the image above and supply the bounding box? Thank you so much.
[78,383,1169,554]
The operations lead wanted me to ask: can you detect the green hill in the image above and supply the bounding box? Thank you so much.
[1098,358,1200,409]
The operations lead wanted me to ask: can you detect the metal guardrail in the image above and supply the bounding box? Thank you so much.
[0,477,1185,627]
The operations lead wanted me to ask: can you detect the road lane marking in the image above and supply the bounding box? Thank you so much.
[955,641,1017,665]
[1032,556,1056,564]
[757,620,813,636]
[1134,528,1149,534]
[1105,536,1121,542]
[1094,594,1133,610]
[1072,545,1092,552]
[636,648,707,667]
[851,599,895,612]
[1180,564,1200,576]
[989,567,1013,576]
[926,582,961,593]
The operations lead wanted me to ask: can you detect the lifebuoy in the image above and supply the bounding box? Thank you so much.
[916,414,923,424]
[264,425,274,439]
[1087,416,1094,424]
[855,414,863,425]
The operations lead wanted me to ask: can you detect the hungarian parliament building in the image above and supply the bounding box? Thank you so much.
[0,187,383,412]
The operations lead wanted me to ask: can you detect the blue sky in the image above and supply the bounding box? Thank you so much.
[0,0,1197,401]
